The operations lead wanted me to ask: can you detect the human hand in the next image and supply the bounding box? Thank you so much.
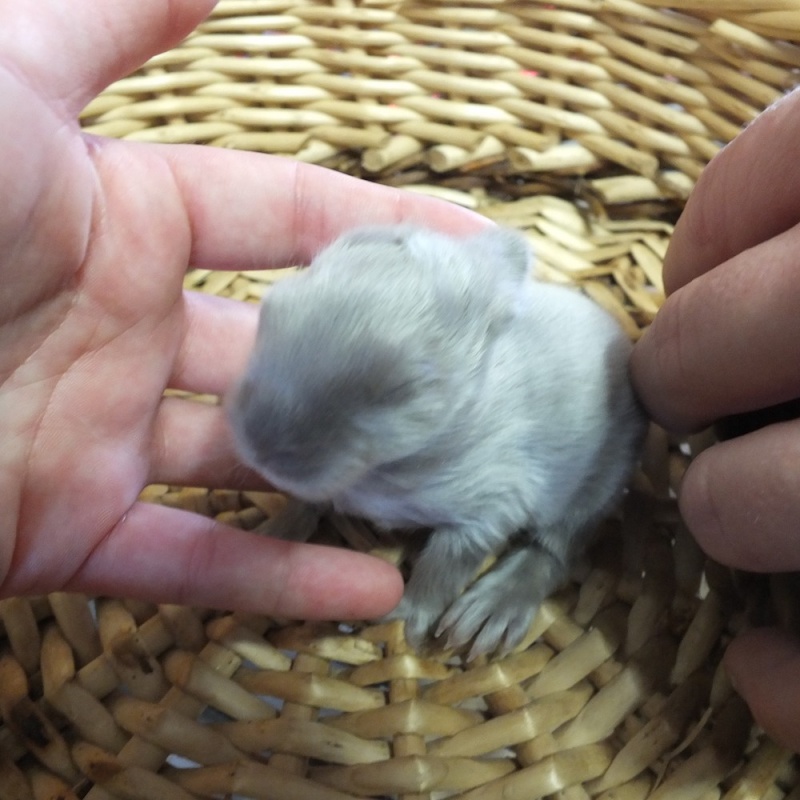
[0,0,487,619]
[631,88,800,751]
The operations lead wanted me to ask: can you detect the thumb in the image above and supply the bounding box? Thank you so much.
[1,0,217,114]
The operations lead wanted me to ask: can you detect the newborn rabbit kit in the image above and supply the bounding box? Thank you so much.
[228,224,645,658]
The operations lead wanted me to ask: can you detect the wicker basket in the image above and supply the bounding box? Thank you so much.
[3,2,800,798]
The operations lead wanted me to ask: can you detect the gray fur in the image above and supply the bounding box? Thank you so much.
[227,224,646,658]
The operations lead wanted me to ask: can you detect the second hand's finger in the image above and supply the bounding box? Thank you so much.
[725,628,800,753]
[678,418,800,572]
[663,87,800,295]
[631,220,800,433]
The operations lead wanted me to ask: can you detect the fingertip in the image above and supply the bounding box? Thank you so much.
[357,553,405,617]
[676,424,800,574]
[677,443,772,573]
[394,187,493,237]
[676,449,723,559]
[725,628,800,753]
[65,502,404,624]
[661,191,713,297]
[629,326,660,419]
[629,308,704,434]
[287,546,404,621]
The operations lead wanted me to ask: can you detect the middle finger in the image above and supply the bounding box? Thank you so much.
[679,418,800,572]
[632,220,800,433]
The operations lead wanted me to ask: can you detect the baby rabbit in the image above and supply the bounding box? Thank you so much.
[227,224,646,658]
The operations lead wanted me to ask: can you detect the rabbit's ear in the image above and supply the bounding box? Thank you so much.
[309,224,413,278]
[470,228,533,285]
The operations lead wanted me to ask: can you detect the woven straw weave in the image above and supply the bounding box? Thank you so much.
[3,2,800,798]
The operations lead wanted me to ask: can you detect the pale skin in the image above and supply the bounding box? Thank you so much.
[2,0,798,754]
[0,0,489,618]
[632,87,800,753]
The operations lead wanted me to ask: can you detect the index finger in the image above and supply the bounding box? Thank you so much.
[631,221,800,432]
[153,141,489,395]
[156,143,492,271]
[663,87,800,295]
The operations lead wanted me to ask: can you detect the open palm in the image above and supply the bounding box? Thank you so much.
[0,0,483,617]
